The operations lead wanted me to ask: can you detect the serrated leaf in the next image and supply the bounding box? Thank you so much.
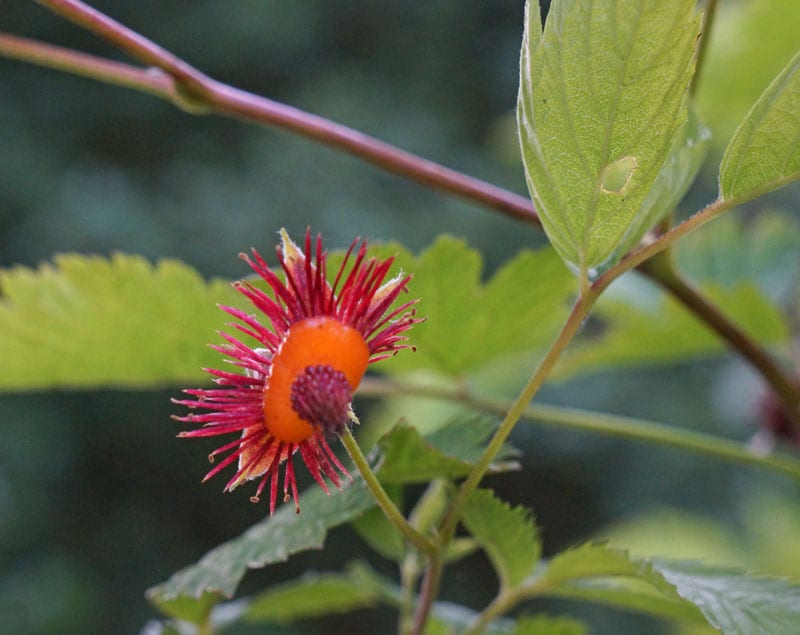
[720,48,800,201]
[652,559,800,635]
[363,237,576,377]
[518,0,700,275]
[555,281,788,379]
[146,479,374,601]
[540,543,800,631]
[377,419,517,484]
[461,489,540,589]
[512,614,588,635]
[0,253,241,390]
[242,571,377,623]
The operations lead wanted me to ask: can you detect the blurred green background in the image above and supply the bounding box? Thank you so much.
[1,1,799,633]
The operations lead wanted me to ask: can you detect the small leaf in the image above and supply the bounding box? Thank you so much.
[652,559,800,635]
[720,48,800,201]
[377,419,517,484]
[0,254,241,390]
[461,489,540,589]
[512,614,588,635]
[148,590,224,625]
[242,571,377,623]
[146,478,374,601]
[518,0,701,275]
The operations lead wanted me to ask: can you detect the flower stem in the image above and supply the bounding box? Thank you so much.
[439,291,597,544]
[340,427,437,556]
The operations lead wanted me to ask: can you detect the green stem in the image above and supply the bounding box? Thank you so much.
[462,585,529,635]
[358,379,800,481]
[409,554,444,635]
[439,292,597,544]
[690,0,719,97]
[340,427,437,556]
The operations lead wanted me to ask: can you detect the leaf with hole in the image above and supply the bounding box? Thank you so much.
[518,0,700,276]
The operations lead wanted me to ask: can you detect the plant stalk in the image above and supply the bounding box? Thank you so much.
[340,427,437,556]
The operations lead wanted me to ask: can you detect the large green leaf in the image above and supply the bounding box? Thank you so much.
[0,238,574,390]
[364,237,576,377]
[720,49,800,201]
[461,489,540,589]
[146,478,374,601]
[0,253,240,390]
[518,0,700,276]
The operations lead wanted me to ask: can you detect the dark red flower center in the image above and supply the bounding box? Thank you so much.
[290,364,353,436]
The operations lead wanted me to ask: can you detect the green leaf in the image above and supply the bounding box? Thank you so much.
[542,543,706,623]
[720,48,800,201]
[461,489,540,589]
[146,478,374,601]
[351,492,406,561]
[540,543,800,632]
[364,237,576,377]
[512,614,588,635]
[148,590,224,625]
[518,0,701,275]
[376,419,518,484]
[1,238,574,390]
[555,281,788,379]
[0,253,240,390]
[242,571,377,623]
[652,559,800,635]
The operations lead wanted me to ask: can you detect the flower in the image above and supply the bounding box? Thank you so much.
[174,229,419,513]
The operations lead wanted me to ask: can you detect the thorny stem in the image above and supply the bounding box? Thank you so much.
[340,427,437,557]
